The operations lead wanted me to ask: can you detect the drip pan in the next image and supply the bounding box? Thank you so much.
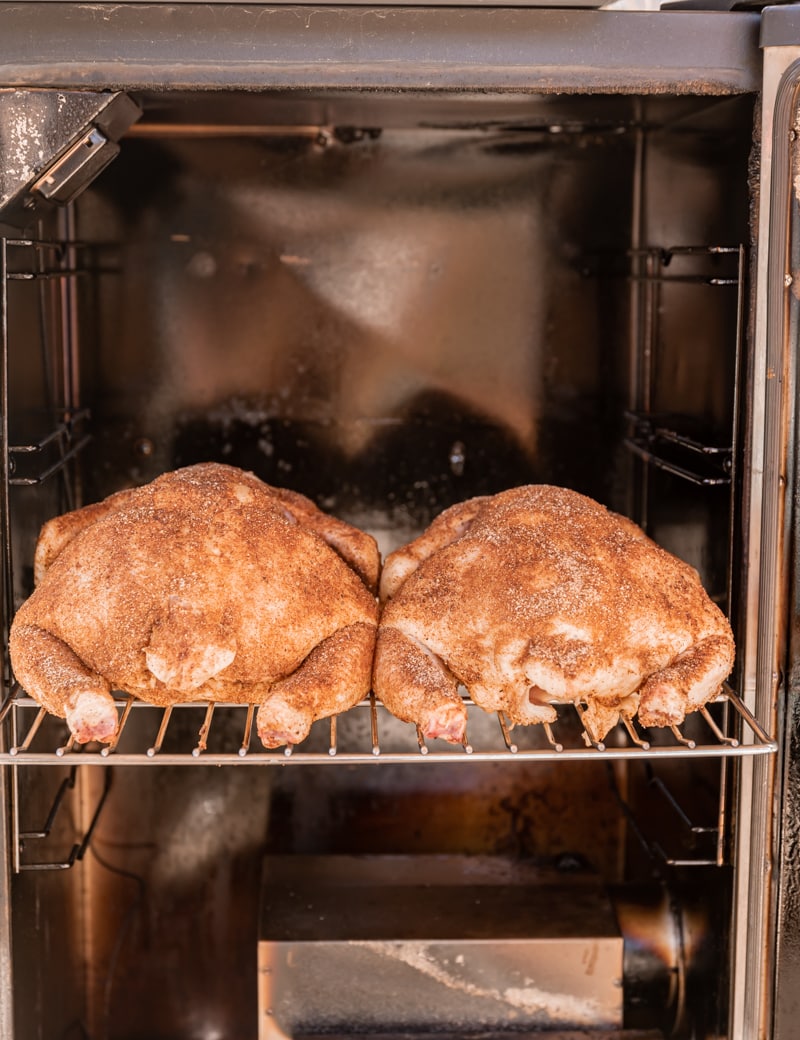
[257,855,624,1037]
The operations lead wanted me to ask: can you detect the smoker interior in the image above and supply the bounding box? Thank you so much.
[4,87,758,1039]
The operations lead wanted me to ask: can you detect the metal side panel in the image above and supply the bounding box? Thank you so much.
[759,20,800,1040]
[738,30,800,1040]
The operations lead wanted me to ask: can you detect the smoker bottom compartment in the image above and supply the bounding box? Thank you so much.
[258,855,707,1038]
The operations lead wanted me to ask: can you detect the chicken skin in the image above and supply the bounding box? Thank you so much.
[10,463,379,748]
[374,485,735,742]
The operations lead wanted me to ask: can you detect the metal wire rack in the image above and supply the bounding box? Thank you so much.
[8,408,91,487]
[0,681,775,766]
[14,766,111,872]
[624,411,733,488]
[623,244,745,490]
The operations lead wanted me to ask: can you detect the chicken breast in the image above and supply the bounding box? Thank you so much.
[10,463,379,749]
[374,485,735,742]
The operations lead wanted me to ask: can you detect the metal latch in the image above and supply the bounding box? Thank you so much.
[0,89,141,228]
[31,126,120,205]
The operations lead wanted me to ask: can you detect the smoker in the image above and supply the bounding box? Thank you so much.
[0,2,798,1037]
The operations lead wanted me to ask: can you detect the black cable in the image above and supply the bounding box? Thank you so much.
[605,759,665,879]
[89,837,147,1040]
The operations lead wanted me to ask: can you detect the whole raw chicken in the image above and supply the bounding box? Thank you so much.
[374,485,735,742]
[10,463,379,748]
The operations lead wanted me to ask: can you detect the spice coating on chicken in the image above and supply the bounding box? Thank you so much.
[10,463,379,748]
[374,485,734,742]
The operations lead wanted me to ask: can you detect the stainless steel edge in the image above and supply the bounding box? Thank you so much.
[759,36,800,1040]
[730,42,800,1040]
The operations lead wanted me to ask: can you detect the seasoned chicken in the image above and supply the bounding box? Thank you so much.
[10,463,379,748]
[374,485,735,742]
